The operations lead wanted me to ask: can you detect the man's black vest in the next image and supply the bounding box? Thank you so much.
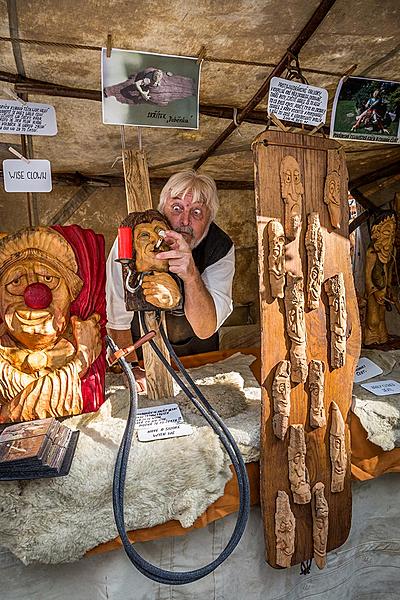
[131,222,233,357]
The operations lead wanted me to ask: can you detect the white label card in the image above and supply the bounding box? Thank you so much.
[0,100,57,135]
[268,77,328,126]
[354,357,383,383]
[135,403,193,442]
[360,379,400,396]
[3,159,52,192]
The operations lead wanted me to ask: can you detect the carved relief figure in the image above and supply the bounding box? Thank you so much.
[267,219,285,298]
[272,360,291,439]
[312,482,329,569]
[0,227,104,423]
[364,211,396,346]
[330,402,347,493]
[324,273,347,369]
[122,210,181,310]
[308,360,326,428]
[288,424,311,504]
[324,170,341,229]
[284,273,307,383]
[275,490,296,568]
[305,213,325,310]
[280,155,304,240]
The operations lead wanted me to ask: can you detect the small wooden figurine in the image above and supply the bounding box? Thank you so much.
[280,155,304,241]
[311,482,329,569]
[324,273,347,369]
[305,213,325,310]
[308,360,326,428]
[324,149,342,229]
[267,219,285,298]
[284,273,307,383]
[330,402,347,493]
[275,490,296,568]
[288,424,311,504]
[272,360,291,440]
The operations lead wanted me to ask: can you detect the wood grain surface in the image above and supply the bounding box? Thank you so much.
[252,130,361,568]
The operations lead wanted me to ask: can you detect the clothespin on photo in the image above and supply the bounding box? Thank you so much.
[106,33,113,58]
[269,112,289,133]
[197,45,206,64]
[8,146,30,164]
[3,88,26,105]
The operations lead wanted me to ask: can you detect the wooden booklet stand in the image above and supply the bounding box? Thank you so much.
[252,131,361,569]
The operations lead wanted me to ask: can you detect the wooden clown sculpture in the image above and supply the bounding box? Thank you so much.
[0,226,105,423]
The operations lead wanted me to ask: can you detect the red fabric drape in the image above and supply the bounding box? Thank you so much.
[52,224,106,413]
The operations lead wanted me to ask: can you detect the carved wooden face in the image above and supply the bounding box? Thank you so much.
[330,434,346,476]
[268,221,285,274]
[332,292,346,340]
[324,171,341,228]
[280,156,303,233]
[134,219,169,273]
[0,258,71,350]
[277,515,295,555]
[287,289,305,343]
[372,217,396,264]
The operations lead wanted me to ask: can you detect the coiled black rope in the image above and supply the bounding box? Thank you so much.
[107,315,250,585]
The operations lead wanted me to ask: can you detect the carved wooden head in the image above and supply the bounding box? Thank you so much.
[285,274,306,344]
[371,212,396,264]
[280,155,303,238]
[324,170,341,229]
[0,228,83,351]
[330,402,346,477]
[121,210,170,273]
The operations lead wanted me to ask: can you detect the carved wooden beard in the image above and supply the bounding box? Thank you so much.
[275,490,295,568]
[272,360,291,439]
[330,402,347,493]
[305,213,325,310]
[371,217,396,264]
[267,219,285,298]
[288,424,311,504]
[324,171,341,229]
[312,482,329,569]
[325,273,347,369]
[280,155,303,241]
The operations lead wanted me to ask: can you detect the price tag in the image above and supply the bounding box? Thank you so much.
[135,403,193,442]
[354,357,383,383]
[360,379,400,396]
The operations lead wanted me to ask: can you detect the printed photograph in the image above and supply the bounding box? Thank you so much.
[330,76,400,144]
[101,48,200,129]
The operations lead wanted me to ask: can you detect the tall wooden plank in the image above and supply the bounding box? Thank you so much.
[122,148,174,400]
[253,131,361,568]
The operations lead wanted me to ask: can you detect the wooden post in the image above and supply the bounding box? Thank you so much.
[122,148,174,400]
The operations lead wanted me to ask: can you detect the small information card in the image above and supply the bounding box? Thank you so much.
[354,357,383,383]
[3,159,52,192]
[268,77,328,126]
[360,379,400,397]
[135,403,193,442]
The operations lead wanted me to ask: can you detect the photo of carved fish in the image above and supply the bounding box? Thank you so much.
[267,219,285,298]
[280,155,304,241]
[272,360,291,439]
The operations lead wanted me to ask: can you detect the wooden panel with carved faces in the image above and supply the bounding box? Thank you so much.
[252,131,361,569]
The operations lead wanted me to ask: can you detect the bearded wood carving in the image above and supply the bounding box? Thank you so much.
[288,424,311,504]
[122,210,181,311]
[324,149,342,229]
[324,273,347,369]
[280,155,303,241]
[275,490,296,568]
[312,482,329,569]
[305,213,325,310]
[284,273,307,383]
[267,219,285,298]
[308,360,326,428]
[330,402,347,493]
[272,360,291,440]
[0,226,105,423]
[364,211,396,346]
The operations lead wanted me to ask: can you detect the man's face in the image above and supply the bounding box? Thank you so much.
[162,191,211,249]
[134,219,169,272]
[0,258,71,350]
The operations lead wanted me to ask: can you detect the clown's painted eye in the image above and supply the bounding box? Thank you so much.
[38,274,59,290]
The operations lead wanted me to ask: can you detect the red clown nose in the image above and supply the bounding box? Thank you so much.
[24,283,53,309]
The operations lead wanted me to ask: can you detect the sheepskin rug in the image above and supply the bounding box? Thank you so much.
[0,353,260,564]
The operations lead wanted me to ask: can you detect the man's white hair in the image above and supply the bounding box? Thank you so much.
[158,170,219,222]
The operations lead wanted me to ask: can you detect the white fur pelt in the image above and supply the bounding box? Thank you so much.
[0,353,260,565]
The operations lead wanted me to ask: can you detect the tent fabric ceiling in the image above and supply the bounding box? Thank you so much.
[0,0,399,204]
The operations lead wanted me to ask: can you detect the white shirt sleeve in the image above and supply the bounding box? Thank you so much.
[201,245,235,331]
[106,238,135,330]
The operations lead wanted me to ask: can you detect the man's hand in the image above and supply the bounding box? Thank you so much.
[71,314,102,375]
[156,230,197,282]
[142,272,181,309]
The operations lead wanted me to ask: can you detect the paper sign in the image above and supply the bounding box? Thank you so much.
[135,403,193,442]
[360,380,400,396]
[268,77,328,126]
[354,357,383,383]
[3,159,52,192]
[0,100,57,135]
